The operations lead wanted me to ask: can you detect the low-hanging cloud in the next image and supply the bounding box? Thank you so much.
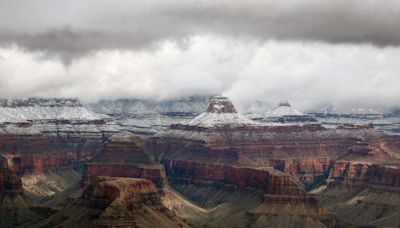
[1,0,400,61]
[1,35,399,112]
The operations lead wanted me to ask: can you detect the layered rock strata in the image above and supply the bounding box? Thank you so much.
[84,134,166,189]
[0,98,120,175]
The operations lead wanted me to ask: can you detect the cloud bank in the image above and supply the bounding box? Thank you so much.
[1,0,400,60]
[1,35,399,112]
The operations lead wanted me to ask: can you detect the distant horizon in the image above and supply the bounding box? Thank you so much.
[0,95,398,114]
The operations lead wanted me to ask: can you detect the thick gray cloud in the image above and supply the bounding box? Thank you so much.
[1,0,400,60]
[1,36,399,112]
[0,1,399,111]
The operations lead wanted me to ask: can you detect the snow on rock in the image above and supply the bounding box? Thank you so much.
[88,96,211,137]
[89,96,210,115]
[187,96,258,127]
[265,101,305,118]
[0,98,102,123]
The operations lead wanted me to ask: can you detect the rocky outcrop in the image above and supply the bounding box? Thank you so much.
[33,176,188,228]
[206,96,237,114]
[84,134,167,188]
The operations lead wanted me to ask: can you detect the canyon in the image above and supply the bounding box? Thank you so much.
[0,96,399,227]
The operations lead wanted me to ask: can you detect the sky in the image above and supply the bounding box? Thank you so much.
[0,0,400,112]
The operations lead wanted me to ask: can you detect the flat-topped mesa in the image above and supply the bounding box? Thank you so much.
[206,96,237,114]
[267,100,305,117]
[263,100,318,123]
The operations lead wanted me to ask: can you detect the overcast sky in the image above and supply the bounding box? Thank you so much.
[0,0,400,111]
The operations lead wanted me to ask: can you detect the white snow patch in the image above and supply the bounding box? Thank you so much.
[0,106,102,123]
[187,112,258,127]
[264,105,305,117]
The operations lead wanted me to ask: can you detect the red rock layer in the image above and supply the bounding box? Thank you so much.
[162,159,306,196]
[84,135,166,188]
[0,134,102,175]
[329,161,400,188]
[82,176,187,228]
[149,123,400,189]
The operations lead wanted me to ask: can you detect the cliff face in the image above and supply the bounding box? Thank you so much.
[148,125,387,187]
[0,133,100,175]
[84,134,167,188]
[163,159,305,196]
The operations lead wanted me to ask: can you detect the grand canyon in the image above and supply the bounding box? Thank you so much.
[1,1,400,227]
[0,96,399,227]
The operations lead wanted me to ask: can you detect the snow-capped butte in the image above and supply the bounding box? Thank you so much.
[0,98,102,122]
[206,96,237,114]
[188,96,257,127]
[265,101,304,117]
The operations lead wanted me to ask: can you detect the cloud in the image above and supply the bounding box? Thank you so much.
[1,0,400,60]
[1,36,399,112]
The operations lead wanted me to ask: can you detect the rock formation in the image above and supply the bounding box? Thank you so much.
[33,176,188,228]
[147,96,343,227]
[245,100,318,123]
[84,134,167,189]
